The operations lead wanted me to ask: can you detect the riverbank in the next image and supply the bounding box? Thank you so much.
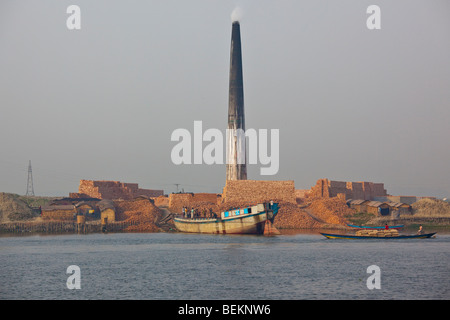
[1,192,449,235]
[2,215,449,236]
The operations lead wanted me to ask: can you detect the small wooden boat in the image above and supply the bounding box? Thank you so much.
[173,202,279,235]
[320,232,436,240]
[347,223,404,230]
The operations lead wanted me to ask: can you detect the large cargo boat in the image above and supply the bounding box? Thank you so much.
[173,203,279,234]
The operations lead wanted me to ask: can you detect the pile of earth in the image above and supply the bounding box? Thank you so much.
[411,198,450,217]
[0,193,36,222]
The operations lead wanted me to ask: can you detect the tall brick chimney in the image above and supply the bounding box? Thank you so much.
[226,21,247,181]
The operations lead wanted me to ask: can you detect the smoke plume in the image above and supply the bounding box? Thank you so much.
[231,6,243,23]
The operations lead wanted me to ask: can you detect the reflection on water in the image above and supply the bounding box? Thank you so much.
[0,231,449,300]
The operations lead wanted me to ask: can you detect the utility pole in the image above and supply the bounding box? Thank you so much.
[26,160,35,196]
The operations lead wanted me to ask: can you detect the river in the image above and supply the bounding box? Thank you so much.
[0,230,449,300]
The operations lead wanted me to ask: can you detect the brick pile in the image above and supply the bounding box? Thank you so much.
[273,202,322,229]
[77,180,164,200]
[221,180,296,204]
[154,195,169,207]
[306,197,354,225]
[41,206,77,221]
[309,178,387,200]
[113,198,162,232]
[168,193,221,213]
[295,189,309,204]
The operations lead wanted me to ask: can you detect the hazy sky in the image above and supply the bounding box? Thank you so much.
[1,0,449,197]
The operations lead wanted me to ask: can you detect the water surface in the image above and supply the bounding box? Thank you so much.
[0,231,448,299]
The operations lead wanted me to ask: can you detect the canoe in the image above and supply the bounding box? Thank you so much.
[347,224,404,230]
[320,232,436,240]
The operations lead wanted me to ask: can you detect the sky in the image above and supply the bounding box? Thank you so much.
[1,0,449,198]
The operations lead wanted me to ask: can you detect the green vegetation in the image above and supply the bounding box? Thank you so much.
[16,195,54,208]
[346,212,376,226]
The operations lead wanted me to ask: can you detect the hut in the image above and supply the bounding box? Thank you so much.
[41,205,77,220]
[386,201,411,216]
[97,200,116,222]
[75,201,96,216]
[366,201,390,216]
[347,199,369,213]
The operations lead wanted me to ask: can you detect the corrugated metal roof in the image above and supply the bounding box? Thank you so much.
[386,201,410,208]
[42,205,75,211]
[97,199,115,211]
[366,201,385,207]
[74,201,94,208]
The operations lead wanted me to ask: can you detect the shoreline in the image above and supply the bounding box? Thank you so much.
[1,217,449,237]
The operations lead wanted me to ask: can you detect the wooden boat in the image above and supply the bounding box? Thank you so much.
[320,232,436,240]
[347,223,404,230]
[173,202,279,234]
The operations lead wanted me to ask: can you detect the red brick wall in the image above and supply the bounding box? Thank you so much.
[78,180,163,200]
[310,179,387,200]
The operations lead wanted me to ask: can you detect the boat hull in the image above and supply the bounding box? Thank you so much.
[320,232,436,240]
[174,211,268,234]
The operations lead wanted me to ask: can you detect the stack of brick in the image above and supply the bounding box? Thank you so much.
[306,197,354,225]
[41,205,76,220]
[221,180,296,204]
[154,195,169,207]
[113,198,162,232]
[77,180,164,200]
[309,178,387,200]
[273,202,323,229]
[168,193,221,213]
[295,189,309,204]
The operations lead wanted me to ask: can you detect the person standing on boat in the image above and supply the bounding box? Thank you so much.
[385,224,389,230]
[417,225,423,235]
[191,208,195,219]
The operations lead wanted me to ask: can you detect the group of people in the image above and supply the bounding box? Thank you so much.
[181,206,217,219]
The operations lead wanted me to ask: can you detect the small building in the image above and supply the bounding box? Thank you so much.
[366,201,390,216]
[41,205,77,220]
[347,199,369,213]
[75,201,96,215]
[386,201,411,216]
[97,200,116,222]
